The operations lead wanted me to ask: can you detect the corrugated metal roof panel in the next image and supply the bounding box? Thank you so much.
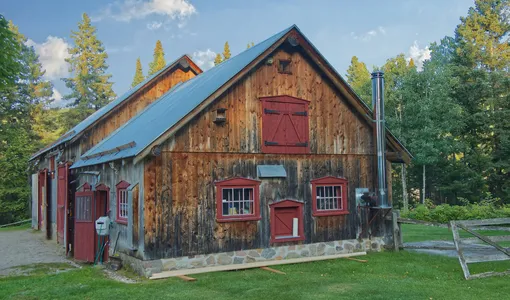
[71,25,295,169]
[30,55,197,160]
[257,165,287,178]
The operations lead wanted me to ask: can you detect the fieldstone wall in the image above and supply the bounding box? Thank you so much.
[122,238,385,277]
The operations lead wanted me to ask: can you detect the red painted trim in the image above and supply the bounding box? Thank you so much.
[270,200,305,243]
[311,177,349,217]
[116,180,130,224]
[95,183,110,192]
[215,177,260,222]
[259,95,311,103]
[261,96,310,154]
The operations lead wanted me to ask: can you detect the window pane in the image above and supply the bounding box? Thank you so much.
[316,185,343,212]
[221,187,255,216]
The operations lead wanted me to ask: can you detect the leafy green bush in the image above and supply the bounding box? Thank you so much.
[402,203,510,223]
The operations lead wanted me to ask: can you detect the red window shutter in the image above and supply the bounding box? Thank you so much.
[261,96,310,154]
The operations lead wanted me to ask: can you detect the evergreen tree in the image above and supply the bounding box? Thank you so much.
[63,13,115,126]
[345,56,371,104]
[0,20,54,223]
[132,57,145,87]
[222,41,231,60]
[452,0,510,201]
[148,40,166,76]
[214,53,223,66]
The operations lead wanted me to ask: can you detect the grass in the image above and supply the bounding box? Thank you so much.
[2,251,510,300]
[0,223,31,232]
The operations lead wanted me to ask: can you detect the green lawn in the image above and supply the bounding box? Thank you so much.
[0,223,31,232]
[2,251,510,300]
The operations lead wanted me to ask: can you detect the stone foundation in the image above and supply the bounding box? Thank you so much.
[121,238,385,277]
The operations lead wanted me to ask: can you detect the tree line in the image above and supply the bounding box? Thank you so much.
[346,0,509,211]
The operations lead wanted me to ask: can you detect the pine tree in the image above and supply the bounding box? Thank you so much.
[408,58,416,68]
[214,53,223,66]
[345,56,371,104]
[63,13,115,125]
[148,40,166,76]
[222,41,231,61]
[453,0,510,201]
[131,57,145,88]
[0,20,54,223]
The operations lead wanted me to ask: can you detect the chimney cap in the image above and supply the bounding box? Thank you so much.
[371,71,385,78]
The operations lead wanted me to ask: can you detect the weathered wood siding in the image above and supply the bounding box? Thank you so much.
[141,46,394,259]
[81,66,197,154]
[143,152,380,259]
[165,47,373,155]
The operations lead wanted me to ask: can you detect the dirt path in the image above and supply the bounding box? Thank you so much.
[0,229,72,276]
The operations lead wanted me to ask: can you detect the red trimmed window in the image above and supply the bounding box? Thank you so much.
[215,178,261,222]
[270,200,304,243]
[260,96,310,154]
[311,176,349,216]
[116,181,130,224]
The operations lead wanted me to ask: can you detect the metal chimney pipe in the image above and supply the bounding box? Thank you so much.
[371,71,389,208]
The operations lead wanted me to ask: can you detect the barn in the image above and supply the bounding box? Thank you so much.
[28,55,203,254]
[29,25,411,276]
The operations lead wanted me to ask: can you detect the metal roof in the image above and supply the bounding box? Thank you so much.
[30,55,199,161]
[257,165,287,178]
[70,25,295,169]
[71,24,412,169]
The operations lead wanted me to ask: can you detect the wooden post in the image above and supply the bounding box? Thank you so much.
[451,221,471,280]
[392,211,399,252]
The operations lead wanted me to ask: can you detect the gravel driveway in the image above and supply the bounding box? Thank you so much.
[0,229,70,276]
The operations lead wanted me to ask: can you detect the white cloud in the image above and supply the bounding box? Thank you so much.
[26,36,70,80]
[49,88,68,108]
[351,26,386,42]
[147,21,163,30]
[192,49,216,70]
[93,0,197,22]
[407,41,431,71]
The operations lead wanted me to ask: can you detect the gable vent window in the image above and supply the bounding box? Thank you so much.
[260,96,310,154]
[278,59,292,74]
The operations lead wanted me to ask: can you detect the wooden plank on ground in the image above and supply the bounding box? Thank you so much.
[468,270,510,280]
[344,257,368,263]
[150,252,367,280]
[176,275,196,282]
[260,266,286,274]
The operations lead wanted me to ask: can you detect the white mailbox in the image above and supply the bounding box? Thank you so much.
[95,216,110,236]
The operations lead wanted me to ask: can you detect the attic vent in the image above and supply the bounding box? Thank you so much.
[213,108,227,124]
[278,59,292,74]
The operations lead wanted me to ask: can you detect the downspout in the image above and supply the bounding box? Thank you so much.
[371,71,389,208]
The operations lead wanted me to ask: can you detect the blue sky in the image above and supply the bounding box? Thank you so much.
[2,0,474,106]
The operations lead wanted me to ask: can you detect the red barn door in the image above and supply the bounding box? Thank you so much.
[57,164,68,244]
[74,185,95,262]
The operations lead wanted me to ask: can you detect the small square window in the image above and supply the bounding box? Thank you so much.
[311,177,349,216]
[216,178,261,222]
[278,59,292,74]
